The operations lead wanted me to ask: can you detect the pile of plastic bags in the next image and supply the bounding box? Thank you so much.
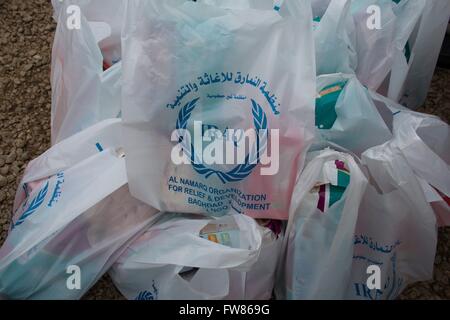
[0,0,449,300]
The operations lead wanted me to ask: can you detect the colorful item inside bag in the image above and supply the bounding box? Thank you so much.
[276,149,368,299]
[312,160,350,213]
[121,0,316,220]
[110,213,283,300]
[315,81,347,130]
[278,146,437,300]
[200,220,241,248]
[314,74,392,155]
[312,15,322,30]
[200,218,283,248]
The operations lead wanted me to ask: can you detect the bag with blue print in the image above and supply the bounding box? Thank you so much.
[110,214,283,300]
[276,145,437,299]
[120,0,316,220]
[346,137,437,300]
[0,120,160,299]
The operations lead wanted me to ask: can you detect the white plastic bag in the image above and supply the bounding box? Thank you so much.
[204,0,302,15]
[401,0,450,109]
[312,0,431,94]
[51,0,123,144]
[311,0,332,17]
[370,92,450,226]
[15,119,122,193]
[233,220,284,300]
[121,0,316,219]
[315,74,392,155]
[383,0,427,102]
[202,0,357,75]
[277,146,437,300]
[51,0,125,66]
[391,112,450,204]
[350,0,398,90]
[0,120,160,299]
[110,214,282,300]
[314,0,357,75]
[276,149,368,299]
[346,140,437,300]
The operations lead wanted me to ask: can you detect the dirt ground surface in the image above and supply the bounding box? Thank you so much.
[0,0,448,300]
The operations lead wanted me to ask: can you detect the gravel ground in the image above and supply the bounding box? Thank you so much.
[0,0,448,300]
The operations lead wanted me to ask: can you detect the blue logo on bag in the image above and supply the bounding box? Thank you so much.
[48,172,65,207]
[352,236,404,300]
[13,181,49,228]
[135,281,159,300]
[176,98,268,183]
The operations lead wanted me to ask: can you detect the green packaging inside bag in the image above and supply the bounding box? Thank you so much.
[315,81,347,130]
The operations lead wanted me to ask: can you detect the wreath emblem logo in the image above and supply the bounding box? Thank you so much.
[135,280,159,300]
[175,98,268,183]
[13,181,49,229]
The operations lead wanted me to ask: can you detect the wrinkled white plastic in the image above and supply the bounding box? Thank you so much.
[51,0,125,66]
[121,0,316,219]
[276,149,368,299]
[0,120,160,299]
[401,0,450,109]
[110,214,282,300]
[370,92,450,226]
[314,0,357,75]
[346,140,437,300]
[350,0,398,90]
[6,0,443,301]
[384,0,427,102]
[315,74,392,155]
[277,146,437,300]
[50,0,123,144]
